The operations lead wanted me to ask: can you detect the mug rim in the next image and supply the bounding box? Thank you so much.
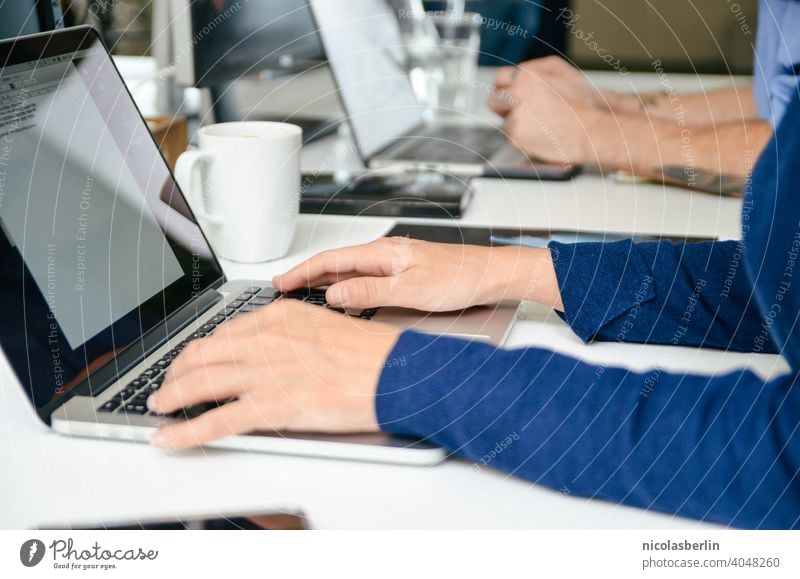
[198,121,302,141]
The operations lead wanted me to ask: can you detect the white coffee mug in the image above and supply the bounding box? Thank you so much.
[175,121,302,263]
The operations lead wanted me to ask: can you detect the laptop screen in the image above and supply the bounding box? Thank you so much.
[0,28,224,412]
[310,0,423,159]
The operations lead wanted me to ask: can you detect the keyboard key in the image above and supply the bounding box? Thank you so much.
[256,288,279,300]
[228,300,246,309]
[98,400,120,412]
[251,297,271,306]
[141,368,161,379]
[360,308,378,320]
[210,315,226,325]
[244,286,262,294]
[238,304,260,313]
[236,292,254,301]
[200,324,216,334]
[112,388,137,402]
[163,401,222,420]
[123,403,148,415]
[222,308,237,317]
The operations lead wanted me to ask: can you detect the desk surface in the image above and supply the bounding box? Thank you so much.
[0,67,782,530]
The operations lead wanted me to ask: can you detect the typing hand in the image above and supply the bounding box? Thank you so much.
[273,238,562,312]
[147,300,400,449]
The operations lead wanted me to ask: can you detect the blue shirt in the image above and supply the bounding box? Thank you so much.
[754,0,800,126]
[375,93,800,529]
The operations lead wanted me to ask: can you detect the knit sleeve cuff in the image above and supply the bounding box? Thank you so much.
[549,240,657,342]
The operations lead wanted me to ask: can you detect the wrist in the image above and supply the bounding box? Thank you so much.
[484,246,562,308]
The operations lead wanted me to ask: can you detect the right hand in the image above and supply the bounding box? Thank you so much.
[489,56,603,118]
[273,237,563,312]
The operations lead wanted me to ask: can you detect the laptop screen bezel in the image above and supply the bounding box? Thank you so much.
[0,26,228,421]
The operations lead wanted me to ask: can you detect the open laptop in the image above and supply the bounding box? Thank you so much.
[0,27,520,465]
[309,0,579,180]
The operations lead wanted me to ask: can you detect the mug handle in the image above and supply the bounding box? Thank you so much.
[174,150,223,226]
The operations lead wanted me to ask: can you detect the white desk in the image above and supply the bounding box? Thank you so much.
[0,68,786,530]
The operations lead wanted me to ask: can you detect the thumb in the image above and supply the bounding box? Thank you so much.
[326,276,395,309]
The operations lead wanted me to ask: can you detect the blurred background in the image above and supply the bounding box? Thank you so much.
[46,0,757,74]
[1,0,759,153]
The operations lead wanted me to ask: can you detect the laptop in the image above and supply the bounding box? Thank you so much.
[0,27,520,465]
[308,0,579,180]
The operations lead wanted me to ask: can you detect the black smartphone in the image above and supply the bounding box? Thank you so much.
[300,170,473,219]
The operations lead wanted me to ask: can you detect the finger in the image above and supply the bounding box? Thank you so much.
[272,271,367,292]
[273,241,399,291]
[148,366,247,414]
[166,332,248,380]
[488,88,516,116]
[493,66,517,89]
[325,276,397,309]
[150,399,264,449]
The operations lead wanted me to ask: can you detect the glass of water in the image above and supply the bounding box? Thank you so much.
[399,10,483,118]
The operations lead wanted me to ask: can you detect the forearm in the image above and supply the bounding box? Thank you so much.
[602,85,759,126]
[585,109,772,177]
[378,331,800,529]
[551,239,778,353]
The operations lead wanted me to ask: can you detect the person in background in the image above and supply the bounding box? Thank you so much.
[422,0,569,66]
[146,90,800,529]
[487,0,800,188]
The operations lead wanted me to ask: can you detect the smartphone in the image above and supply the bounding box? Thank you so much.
[300,169,473,218]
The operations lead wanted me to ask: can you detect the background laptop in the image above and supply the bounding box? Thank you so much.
[0,26,519,465]
[309,0,578,180]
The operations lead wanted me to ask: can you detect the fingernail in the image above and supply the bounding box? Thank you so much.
[329,285,350,306]
[150,430,171,448]
[147,395,160,412]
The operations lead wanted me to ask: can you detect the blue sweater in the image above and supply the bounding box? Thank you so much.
[375,98,800,529]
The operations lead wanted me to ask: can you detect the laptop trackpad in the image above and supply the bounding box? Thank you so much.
[373,306,512,345]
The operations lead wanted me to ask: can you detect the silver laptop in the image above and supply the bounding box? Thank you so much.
[0,27,519,465]
[309,0,578,180]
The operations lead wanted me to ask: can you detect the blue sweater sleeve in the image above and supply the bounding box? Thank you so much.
[377,331,800,529]
[550,239,779,353]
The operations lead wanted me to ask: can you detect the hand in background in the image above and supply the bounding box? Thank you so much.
[488,56,604,166]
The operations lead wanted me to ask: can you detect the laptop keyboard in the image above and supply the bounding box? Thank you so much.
[97,286,378,417]
[386,125,507,164]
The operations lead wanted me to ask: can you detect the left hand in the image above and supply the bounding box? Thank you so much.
[147,299,401,449]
